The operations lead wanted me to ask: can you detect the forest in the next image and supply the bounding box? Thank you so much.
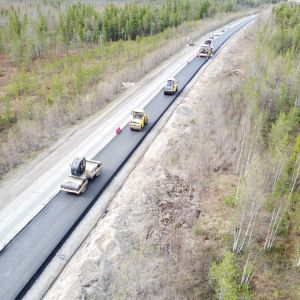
[0,0,263,67]
[209,4,300,299]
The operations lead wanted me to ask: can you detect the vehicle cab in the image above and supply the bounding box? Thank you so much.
[164,78,178,95]
[197,43,212,58]
[70,157,86,177]
[129,108,149,131]
[204,38,214,53]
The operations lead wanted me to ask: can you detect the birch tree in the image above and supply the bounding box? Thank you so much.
[264,154,300,250]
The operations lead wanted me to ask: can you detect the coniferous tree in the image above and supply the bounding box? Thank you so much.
[37,15,48,58]
[0,28,4,54]
[128,4,140,40]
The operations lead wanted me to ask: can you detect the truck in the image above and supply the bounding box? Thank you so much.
[61,157,103,194]
[163,78,178,95]
[197,43,212,58]
[129,108,149,131]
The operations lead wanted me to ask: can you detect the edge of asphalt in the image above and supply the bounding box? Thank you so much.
[24,19,255,300]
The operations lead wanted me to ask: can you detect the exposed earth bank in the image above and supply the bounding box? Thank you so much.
[44,22,256,300]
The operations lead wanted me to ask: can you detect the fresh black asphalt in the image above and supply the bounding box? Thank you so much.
[0,15,255,300]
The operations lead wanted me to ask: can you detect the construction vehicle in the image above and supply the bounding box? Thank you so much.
[197,43,212,58]
[61,157,103,194]
[188,39,195,46]
[204,38,214,53]
[129,108,149,131]
[164,78,178,95]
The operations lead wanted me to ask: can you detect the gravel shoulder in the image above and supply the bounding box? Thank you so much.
[44,21,256,300]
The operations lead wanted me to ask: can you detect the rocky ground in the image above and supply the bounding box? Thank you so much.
[44,22,256,300]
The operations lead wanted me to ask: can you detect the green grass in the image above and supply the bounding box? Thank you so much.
[224,194,236,208]
[190,118,196,125]
[193,223,201,236]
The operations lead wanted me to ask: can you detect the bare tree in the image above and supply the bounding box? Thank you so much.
[232,113,267,254]
[264,155,300,251]
[233,165,269,253]
[240,252,256,287]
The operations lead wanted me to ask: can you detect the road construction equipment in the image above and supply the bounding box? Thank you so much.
[129,109,149,131]
[197,44,212,58]
[61,157,103,194]
[164,78,178,95]
[188,39,195,46]
[204,38,214,53]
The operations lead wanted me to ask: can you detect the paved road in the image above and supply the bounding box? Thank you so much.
[0,15,255,300]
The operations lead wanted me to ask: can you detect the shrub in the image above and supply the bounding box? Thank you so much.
[277,211,290,237]
[224,194,236,208]
[193,223,201,236]
[210,252,251,300]
[209,252,238,300]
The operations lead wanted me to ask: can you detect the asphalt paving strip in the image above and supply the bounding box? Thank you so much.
[0,15,255,300]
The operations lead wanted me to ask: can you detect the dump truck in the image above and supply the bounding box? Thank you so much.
[197,43,212,58]
[129,108,149,131]
[164,78,178,95]
[61,157,103,194]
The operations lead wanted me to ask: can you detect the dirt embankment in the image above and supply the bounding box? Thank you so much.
[44,24,256,300]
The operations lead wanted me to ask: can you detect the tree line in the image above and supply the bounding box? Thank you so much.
[208,4,300,299]
[0,0,266,68]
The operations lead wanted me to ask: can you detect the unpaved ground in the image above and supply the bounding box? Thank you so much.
[44,23,256,300]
